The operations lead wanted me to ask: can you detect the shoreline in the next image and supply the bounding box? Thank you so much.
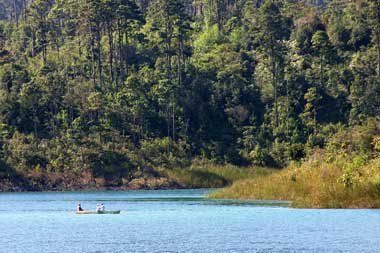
[1,164,271,193]
[0,181,190,192]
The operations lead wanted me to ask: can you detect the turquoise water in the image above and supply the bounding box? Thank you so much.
[1,189,380,252]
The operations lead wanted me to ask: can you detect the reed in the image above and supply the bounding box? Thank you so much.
[160,161,275,188]
[209,157,380,208]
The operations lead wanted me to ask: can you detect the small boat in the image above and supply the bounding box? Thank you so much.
[76,210,121,214]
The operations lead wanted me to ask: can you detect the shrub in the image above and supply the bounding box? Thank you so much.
[140,138,191,168]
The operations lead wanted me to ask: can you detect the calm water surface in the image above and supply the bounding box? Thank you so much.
[1,189,379,252]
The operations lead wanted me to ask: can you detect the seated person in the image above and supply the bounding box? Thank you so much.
[99,203,105,212]
[77,203,83,212]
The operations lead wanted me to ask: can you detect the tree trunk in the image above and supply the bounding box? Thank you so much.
[22,0,27,22]
[33,109,38,137]
[78,38,82,57]
[286,80,290,141]
[172,93,175,141]
[165,23,172,81]
[32,29,36,57]
[376,1,380,79]
[107,23,114,84]
[177,39,183,87]
[13,0,19,28]
[216,1,223,32]
[96,25,102,86]
[376,29,380,82]
[124,31,128,78]
[90,31,96,88]
[117,20,123,86]
[320,54,324,87]
[166,105,170,142]
[39,13,48,65]
[57,38,60,62]
[271,48,278,127]
[313,107,317,135]
[274,62,278,127]
[42,28,47,65]
[377,33,380,79]
[56,17,62,63]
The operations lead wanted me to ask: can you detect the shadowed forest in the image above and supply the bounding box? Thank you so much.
[1,0,380,197]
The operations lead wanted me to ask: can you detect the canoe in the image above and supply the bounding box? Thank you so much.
[76,210,121,214]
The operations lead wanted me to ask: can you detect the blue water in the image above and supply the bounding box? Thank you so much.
[1,189,379,252]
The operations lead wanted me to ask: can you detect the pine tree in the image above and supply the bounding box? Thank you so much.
[254,0,291,127]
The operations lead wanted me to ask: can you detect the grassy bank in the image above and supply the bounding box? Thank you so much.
[210,119,380,208]
[159,161,275,188]
[0,158,274,191]
[209,154,380,208]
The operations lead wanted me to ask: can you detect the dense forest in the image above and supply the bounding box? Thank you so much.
[0,0,379,191]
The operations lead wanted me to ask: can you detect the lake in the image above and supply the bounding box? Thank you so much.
[1,189,379,252]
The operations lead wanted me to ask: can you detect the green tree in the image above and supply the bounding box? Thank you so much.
[145,0,191,141]
[301,87,321,135]
[28,0,52,65]
[253,0,291,127]
[368,0,380,78]
[311,30,333,87]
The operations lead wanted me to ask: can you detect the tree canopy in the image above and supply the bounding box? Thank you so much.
[1,0,380,189]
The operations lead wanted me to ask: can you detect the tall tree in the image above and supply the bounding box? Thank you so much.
[146,0,191,140]
[368,0,380,78]
[114,0,143,86]
[254,0,291,127]
[311,30,333,87]
[28,0,53,65]
[79,0,104,87]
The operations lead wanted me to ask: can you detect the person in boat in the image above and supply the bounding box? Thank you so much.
[96,204,101,212]
[77,203,83,212]
[99,203,105,212]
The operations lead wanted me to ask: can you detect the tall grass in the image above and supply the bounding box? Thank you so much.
[159,160,275,188]
[209,155,380,208]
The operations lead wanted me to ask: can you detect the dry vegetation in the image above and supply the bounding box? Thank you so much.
[210,119,380,208]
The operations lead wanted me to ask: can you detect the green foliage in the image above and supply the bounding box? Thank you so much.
[1,0,380,191]
[140,137,190,168]
[210,118,380,208]
[161,160,274,188]
[249,145,267,166]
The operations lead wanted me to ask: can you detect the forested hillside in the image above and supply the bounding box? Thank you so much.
[0,0,379,191]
